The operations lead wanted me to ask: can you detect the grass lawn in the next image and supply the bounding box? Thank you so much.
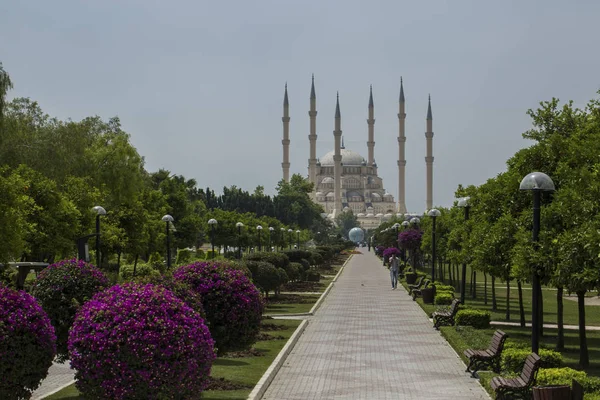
[45,319,302,400]
[264,294,321,314]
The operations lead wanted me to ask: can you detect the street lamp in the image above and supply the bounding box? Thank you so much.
[288,229,293,249]
[392,223,400,249]
[427,209,441,282]
[520,172,555,355]
[280,227,285,251]
[236,222,244,259]
[92,206,106,267]
[296,230,301,249]
[410,217,420,227]
[256,225,263,251]
[162,214,174,269]
[208,219,218,259]
[457,197,471,304]
[268,227,274,252]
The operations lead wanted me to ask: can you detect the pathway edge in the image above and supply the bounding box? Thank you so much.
[247,319,309,400]
[37,379,76,400]
[308,253,353,315]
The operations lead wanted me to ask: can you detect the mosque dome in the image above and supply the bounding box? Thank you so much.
[321,177,334,184]
[320,148,365,166]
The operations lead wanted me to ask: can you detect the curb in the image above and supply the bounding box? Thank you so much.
[247,319,309,400]
[37,379,76,400]
[264,312,311,318]
[308,254,352,315]
[332,254,352,283]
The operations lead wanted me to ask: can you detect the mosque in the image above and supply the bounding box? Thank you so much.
[281,76,434,229]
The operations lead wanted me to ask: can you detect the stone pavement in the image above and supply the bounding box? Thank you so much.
[31,361,75,400]
[261,249,490,400]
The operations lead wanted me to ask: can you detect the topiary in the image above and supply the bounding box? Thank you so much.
[309,251,323,267]
[284,249,312,263]
[285,262,302,281]
[501,348,562,373]
[244,252,290,269]
[247,261,279,298]
[0,266,17,289]
[276,267,289,289]
[174,261,264,354]
[455,309,490,329]
[68,283,215,400]
[32,258,109,362]
[175,248,193,265]
[536,367,587,387]
[434,292,454,305]
[305,270,321,282]
[1,284,56,400]
[119,263,161,281]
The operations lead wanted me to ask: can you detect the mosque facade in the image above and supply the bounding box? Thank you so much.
[281,76,434,230]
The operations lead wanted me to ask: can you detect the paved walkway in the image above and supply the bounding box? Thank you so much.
[261,249,490,400]
[31,361,75,400]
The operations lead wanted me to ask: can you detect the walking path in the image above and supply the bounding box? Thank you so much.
[261,249,490,400]
[31,362,75,400]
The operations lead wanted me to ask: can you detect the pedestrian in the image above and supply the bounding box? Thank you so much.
[389,253,399,289]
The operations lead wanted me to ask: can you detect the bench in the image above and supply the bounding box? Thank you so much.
[407,275,426,295]
[432,298,461,329]
[490,353,541,400]
[464,330,508,377]
[411,279,431,300]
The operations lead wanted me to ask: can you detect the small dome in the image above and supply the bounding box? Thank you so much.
[384,213,393,217]
[376,213,384,217]
[361,159,367,166]
[316,192,324,196]
[357,213,365,217]
[322,177,334,184]
[320,148,365,166]
[366,213,375,218]
[396,213,403,218]
[371,193,381,198]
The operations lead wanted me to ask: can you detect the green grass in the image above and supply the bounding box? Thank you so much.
[264,294,321,314]
[44,319,302,400]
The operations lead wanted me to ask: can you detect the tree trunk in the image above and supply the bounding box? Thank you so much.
[133,254,139,278]
[505,275,511,320]
[556,286,564,351]
[472,271,477,299]
[518,281,525,328]
[448,261,453,286]
[577,290,589,367]
[539,283,544,337]
[484,273,488,306]
[491,276,497,311]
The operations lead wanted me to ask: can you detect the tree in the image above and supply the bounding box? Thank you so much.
[0,62,12,123]
[335,210,359,239]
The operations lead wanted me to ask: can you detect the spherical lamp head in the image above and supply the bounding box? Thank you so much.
[235,222,244,228]
[162,214,174,222]
[427,208,441,218]
[519,172,555,192]
[92,205,107,216]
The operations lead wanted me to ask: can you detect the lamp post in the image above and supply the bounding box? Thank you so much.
[296,230,301,249]
[269,227,274,252]
[392,223,400,249]
[256,225,263,252]
[236,222,244,259]
[208,219,217,259]
[92,206,106,267]
[520,172,555,355]
[401,220,410,262]
[427,209,441,282]
[280,228,285,251]
[162,214,174,269]
[288,229,293,249]
[457,197,471,304]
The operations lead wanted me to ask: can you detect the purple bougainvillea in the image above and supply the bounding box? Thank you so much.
[398,229,423,250]
[33,258,109,362]
[1,284,56,400]
[68,283,215,400]
[382,247,402,260]
[174,261,264,354]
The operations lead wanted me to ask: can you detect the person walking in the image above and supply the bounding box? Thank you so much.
[389,253,399,289]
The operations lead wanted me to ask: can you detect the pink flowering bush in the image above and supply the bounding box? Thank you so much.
[398,229,423,250]
[382,247,402,260]
[68,283,215,400]
[1,284,56,400]
[174,261,264,354]
[32,258,108,362]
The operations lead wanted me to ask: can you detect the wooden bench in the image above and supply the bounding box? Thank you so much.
[407,275,426,295]
[411,279,431,300]
[490,353,541,400]
[432,298,461,329]
[464,330,508,377]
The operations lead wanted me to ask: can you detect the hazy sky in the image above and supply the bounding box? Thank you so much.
[2,0,599,212]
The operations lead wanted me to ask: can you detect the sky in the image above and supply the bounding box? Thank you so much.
[2,0,599,213]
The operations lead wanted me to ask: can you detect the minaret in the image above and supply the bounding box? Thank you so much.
[282,83,291,182]
[425,94,434,210]
[367,85,375,166]
[397,78,407,213]
[333,93,343,215]
[308,75,318,188]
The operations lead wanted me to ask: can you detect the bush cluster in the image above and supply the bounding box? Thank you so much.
[119,263,160,281]
[434,292,454,305]
[174,261,264,354]
[68,283,215,400]
[382,247,402,260]
[1,284,56,400]
[32,258,109,362]
[245,252,290,269]
[305,270,321,282]
[536,367,587,387]
[501,347,562,373]
[455,309,490,329]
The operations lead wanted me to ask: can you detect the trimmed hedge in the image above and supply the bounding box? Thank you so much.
[285,262,302,281]
[305,270,321,282]
[434,292,454,305]
[120,263,160,281]
[244,252,290,269]
[501,347,562,373]
[433,284,456,292]
[284,250,313,263]
[455,309,490,329]
[536,367,586,387]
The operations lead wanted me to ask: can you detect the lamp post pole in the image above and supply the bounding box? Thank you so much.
[208,219,217,259]
[257,225,263,252]
[520,172,555,355]
[92,206,106,267]
[280,228,285,251]
[296,230,300,249]
[392,223,400,250]
[410,217,420,271]
[236,222,243,259]
[162,215,174,269]
[288,229,293,249]
[269,227,274,252]
[457,197,470,304]
[428,209,441,282]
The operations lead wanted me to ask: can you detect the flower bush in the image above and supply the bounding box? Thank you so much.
[32,258,109,362]
[382,247,402,260]
[398,229,422,250]
[375,245,385,256]
[174,261,264,354]
[68,283,215,400]
[1,284,56,400]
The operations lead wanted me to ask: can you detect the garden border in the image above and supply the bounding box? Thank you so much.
[247,319,309,400]
[37,378,76,400]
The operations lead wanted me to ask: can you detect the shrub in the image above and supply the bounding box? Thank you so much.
[382,247,402,260]
[196,249,205,258]
[433,284,456,292]
[0,266,17,289]
[285,262,302,282]
[1,285,56,400]
[309,251,324,267]
[247,261,279,298]
[205,250,218,259]
[32,259,108,362]
[435,292,454,305]
[276,267,289,288]
[455,309,490,329]
[244,252,290,269]
[398,229,422,250]
[146,252,165,273]
[536,367,587,387]
[299,258,311,272]
[174,261,264,354]
[306,270,321,282]
[580,376,600,394]
[68,283,215,400]
[176,248,193,265]
[119,263,160,281]
[501,348,562,373]
[284,249,313,263]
